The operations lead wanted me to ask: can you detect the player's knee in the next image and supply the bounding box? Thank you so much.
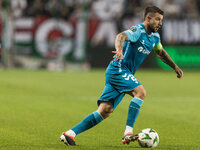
[135,89,146,100]
[98,102,113,119]
[138,90,146,100]
[101,105,113,119]
[101,112,111,119]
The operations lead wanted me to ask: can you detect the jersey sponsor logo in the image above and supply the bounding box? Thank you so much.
[138,46,151,55]
[130,26,137,32]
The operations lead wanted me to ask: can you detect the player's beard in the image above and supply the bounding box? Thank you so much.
[147,24,157,33]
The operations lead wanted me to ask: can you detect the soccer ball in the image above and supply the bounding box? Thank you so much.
[138,128,159,148]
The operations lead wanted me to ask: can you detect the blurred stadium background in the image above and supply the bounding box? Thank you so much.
[0,0,200,71]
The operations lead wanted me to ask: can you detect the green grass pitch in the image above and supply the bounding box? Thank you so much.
[0,69,199,150]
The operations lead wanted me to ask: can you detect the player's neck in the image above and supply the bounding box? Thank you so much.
[143,22,152,35]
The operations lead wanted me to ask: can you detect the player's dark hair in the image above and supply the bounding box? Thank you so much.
[144,6,164,18]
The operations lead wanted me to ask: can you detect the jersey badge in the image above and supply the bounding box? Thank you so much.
[128,30,133,35]
[130,26,137,32]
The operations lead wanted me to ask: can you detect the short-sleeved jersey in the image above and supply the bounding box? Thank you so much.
[111,24,162,75]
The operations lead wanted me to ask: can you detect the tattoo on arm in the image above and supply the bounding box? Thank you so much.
[115,32,128,51]
[155,49,176,69]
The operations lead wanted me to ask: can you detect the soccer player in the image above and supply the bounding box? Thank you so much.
[60,6,183,146]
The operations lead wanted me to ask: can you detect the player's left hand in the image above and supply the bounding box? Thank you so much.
[112,50,124,61]
[175,66,183,79]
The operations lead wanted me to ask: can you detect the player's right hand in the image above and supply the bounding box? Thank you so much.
[112,50,124,61]
[175,66,183,79]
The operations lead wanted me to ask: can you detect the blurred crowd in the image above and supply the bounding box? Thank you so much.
[1,0,200,20]
[0,0,200,69]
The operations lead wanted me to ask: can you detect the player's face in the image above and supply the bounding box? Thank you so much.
[148,13,163,33]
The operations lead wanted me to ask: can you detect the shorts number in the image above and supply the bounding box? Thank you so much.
[122,73,138,83]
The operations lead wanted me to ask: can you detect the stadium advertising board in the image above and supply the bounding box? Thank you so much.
[1,16,200,69]
[157,46,200,69]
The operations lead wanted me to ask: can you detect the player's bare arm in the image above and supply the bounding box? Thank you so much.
[154,49,183,79]
[112,32,128,61]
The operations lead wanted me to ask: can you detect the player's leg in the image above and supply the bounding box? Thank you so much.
[61,83,123,146]
[123,85,146,144]
[69,101,113,135]
[60,101,111,146]
[97,101,113,119]
[105,65,144,144]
